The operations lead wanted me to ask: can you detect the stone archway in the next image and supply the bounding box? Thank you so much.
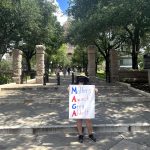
[12,45,46,84]
[87,46,119,82]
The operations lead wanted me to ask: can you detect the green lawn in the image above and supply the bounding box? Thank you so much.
[96,70,105,79]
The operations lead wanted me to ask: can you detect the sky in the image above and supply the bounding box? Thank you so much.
[56,0,69,14]
[50,0,69,26]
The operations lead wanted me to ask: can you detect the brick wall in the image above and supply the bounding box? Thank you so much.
[118,70,148,82]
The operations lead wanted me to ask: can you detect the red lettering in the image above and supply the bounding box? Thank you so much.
[72,110,77,117]
[72,96,77,102]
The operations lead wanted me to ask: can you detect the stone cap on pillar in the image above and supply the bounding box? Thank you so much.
[36,45,45,54]
[13,49,23,55]
[87,45,96,54]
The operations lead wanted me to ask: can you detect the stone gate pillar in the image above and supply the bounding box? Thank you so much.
[110,49,119,82]
[87,45,96,76]
[36,45,45,84]
[12,49,22,84]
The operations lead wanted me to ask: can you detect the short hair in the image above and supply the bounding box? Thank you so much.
[76,76,89,85]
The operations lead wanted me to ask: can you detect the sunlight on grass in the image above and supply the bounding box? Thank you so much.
[97,70,105,79]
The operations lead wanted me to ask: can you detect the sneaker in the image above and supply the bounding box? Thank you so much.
[78,135,84,143]
[89,134,96,142]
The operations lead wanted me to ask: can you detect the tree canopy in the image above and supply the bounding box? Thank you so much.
[0,0,64,71]
[67,0,150,71]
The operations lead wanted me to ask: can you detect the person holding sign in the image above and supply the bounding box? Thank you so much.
[68,73,98,143]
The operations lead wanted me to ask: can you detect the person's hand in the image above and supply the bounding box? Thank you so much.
[95,88,98,93]
[67,86,70,92]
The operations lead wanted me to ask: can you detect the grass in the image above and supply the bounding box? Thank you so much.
[96,70,105,79]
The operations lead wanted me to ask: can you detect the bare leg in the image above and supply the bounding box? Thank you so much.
[85,119,93,135]
[77,119,83,135]
[86,119,96,142]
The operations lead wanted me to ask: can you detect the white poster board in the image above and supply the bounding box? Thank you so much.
[69,85,95,119]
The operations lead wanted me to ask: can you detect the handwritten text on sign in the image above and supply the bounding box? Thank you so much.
[69,85,95,119]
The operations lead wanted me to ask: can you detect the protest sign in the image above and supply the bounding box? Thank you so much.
[69,85,95,119]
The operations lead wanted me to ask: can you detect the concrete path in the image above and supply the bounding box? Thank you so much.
[0,75,150,149]
[0,102,149,131]
[0,132,150,150]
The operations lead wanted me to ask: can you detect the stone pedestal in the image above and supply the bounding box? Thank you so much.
[12,49,22,84]
[36,45,45,84]
[87,45,96,76]
[110,49,119,82]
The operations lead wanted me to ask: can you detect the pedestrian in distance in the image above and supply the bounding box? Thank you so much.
[55,67,60,76]
[63,67,67,77]
[67,67,71,75]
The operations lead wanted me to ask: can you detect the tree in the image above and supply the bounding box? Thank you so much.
[0,0,22,55]
[21,0,63,72]
[51,44,70,68]
[67,0,123,82]
[0,0,64,74]
[108,0,150,69]
[71,46,88,70]
[67,0,150,81]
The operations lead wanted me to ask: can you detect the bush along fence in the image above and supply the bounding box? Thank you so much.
[0,71,13,85]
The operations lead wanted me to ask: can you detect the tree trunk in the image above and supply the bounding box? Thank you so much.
[131,46,138,69]
[95,57,98,74]
[105,55,111,83]
[45,57,49,74]
[26,57,31,73]
[95,61,97,74]
[131,27,140,69]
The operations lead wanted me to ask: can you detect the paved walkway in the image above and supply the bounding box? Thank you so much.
[0,132,150,150]
[0,75,150,149]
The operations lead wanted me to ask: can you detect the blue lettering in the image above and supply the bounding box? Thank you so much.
[72,104,77,109]
[71,87,77,94]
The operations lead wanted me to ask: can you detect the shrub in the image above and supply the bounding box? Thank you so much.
[0,75,8,84]
[0,60,13,84]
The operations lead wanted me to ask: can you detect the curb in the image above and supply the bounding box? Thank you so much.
[0,85,125,91]
[117,82,150,97]
[0,97,150,104]
[0,124,150,135]
[0,98,63,104]
[97,97,150,102]
[0,85,66,91]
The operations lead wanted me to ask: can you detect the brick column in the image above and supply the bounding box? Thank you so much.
[110,49,119,82]
[12,49,22,84]
[36,45,45,84]
[87,45,96,76]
